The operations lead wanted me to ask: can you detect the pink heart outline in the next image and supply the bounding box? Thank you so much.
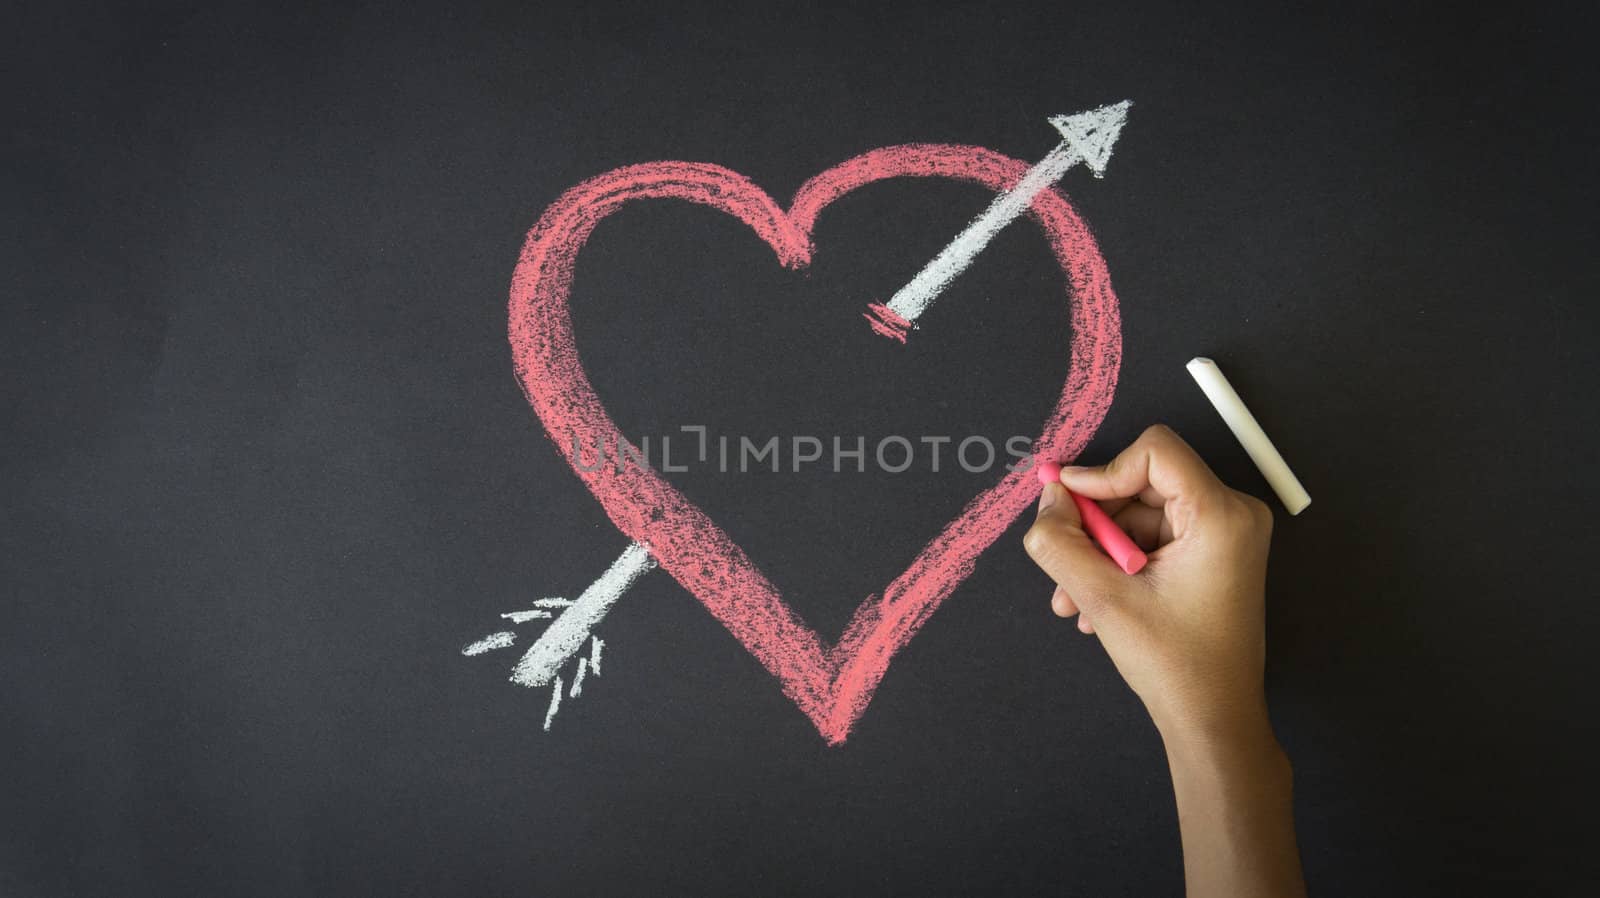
[508,145,1121,744]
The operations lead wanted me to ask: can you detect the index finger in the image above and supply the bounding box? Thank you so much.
[1058,425,1226,512]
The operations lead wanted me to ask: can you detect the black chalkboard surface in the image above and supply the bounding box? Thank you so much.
[6,3,1597,895]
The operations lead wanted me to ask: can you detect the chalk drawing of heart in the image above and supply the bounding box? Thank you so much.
[508,145,1121,744]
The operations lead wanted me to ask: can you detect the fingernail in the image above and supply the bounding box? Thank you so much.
[1060,465,1089,474]
[1038,481,1061,512]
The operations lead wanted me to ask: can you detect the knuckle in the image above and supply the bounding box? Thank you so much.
[1253,499,1276,535]
[1142,423,1178,444]
[1022,521,1060,560]
[1240,492,1270,517]
[1074,582,1115,610]
[1247,493,1274,521]
[1226,492,1273,531]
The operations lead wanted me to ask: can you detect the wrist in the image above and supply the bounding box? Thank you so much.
[1154,698,1281,768]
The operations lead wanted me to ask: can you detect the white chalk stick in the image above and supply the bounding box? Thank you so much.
[1186,358,1311,515]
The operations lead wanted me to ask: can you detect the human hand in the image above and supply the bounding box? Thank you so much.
[1023,425,1276,741]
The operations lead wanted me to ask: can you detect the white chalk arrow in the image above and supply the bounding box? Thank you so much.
[864,100,1131,342]
[509,542,655,688]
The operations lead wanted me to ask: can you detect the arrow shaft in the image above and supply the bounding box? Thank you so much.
[885,140,1082,321]
[509,542,655,688]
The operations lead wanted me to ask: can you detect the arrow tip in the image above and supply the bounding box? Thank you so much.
[1049,99,1132,177]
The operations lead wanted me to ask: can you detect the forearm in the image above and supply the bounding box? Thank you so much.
[1161,712,1307,898]
[1028,430,1304,894]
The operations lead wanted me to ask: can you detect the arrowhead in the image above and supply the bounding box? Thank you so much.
[1049,100,1132,178]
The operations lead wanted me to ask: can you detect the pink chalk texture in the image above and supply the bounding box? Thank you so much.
[508,146,1122,743]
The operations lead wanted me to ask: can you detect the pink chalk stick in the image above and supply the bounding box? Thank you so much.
[1035,460,1148,575]
[1034,460,1064,485]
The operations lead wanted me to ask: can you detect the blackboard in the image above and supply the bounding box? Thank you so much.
[6,3,1596,894]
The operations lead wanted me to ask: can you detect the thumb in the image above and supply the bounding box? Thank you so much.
[1023,482,1129,624]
